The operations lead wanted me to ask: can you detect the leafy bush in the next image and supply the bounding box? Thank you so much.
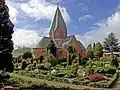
[25,64,34,71]
[22,51,33,59]
[88,74,105,82]
[36,64,44,69]
[46,53,57,67]
[111,58,119,68]
[0,70,10,87]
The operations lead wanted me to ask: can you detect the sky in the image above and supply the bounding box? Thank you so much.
[6,0,120,49]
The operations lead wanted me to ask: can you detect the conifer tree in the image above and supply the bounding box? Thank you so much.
[93,42,103,60]
[86,44,94,59]
[103,33,119,52]
[0,0,14,72]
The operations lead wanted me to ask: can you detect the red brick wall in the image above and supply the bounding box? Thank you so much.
[49,28,67,39]
[69,36,86,58]
[33,48,47,59]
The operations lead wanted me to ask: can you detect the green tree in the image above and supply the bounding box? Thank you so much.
[46,52,57,67]
[47,40,56,57]
[111,55,119,68]
[21,60,27,70]
[22,51,33,59]
[0,0,14,72]
[86,44,94,59]
[103,33,119,52]
[67,45,75,65]
[93,42,103,60]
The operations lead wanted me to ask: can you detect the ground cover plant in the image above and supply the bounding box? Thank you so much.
[13,52,119,88]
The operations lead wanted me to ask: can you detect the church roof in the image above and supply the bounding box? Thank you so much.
[49,7,67,34]
[36,37,52,48]
[36,36,74,48]
[78,41,86,51]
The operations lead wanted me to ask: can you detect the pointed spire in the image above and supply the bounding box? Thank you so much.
[49,6,67,37]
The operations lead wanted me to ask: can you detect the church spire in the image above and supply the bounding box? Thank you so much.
[49,6,67,39]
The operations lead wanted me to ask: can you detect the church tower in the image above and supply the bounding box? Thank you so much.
[49,7,67,39]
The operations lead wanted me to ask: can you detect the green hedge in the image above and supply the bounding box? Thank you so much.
[14,70,118,88]
[8,76,69,90]
[89,73,118,88]
[14,70,69,84]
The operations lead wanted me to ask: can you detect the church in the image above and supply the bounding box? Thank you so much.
[33,7,86,60]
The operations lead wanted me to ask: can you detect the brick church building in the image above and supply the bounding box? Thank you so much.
[33,7,86,60]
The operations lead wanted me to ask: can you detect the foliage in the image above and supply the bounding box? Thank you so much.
[9,75,69,89]
[67,45,75,65]
[47,40,56,57]
[46,52,57,67]
[0,0,14,72]
[22,51,33,59]
[88,74,105,82]
[103,33,119,52]
[111,55,119,68]
[93,42,103,59]
[21,60,27,70]
[25,64,34,71]
[86,44,94,59]
[0,70,10,87]
[89,73,118,88]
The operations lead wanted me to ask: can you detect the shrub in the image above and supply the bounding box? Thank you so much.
[21,60,27,70]
[22,51,33,59]
[88,74,105,82]
[36,64,44,69]
[46,53,57,67]
[25,64,34,71]
[0,70,10,87]
[111,58,119,68]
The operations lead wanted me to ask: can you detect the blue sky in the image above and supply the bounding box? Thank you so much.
[6,0,120,48]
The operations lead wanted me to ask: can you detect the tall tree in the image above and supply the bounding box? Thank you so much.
[0,0,14,72]
[93,42,103,60]
[47,40,56,57]
[103,33,119,52]
[86,44,94,59]
[67,45,75,65]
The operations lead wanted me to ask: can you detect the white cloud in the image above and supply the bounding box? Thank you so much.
[78,3,88,12]
[79,14,93,22]
[76,11,120,47]
[6,1,19,23]
[9,0,71,23]
[12,29,42,49]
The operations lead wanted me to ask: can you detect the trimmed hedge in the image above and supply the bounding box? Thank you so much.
[14,70,118,88]
[89,73,118,88]
[8,76,69,90]
[14,70,69,84]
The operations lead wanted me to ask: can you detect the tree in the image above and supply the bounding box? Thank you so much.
[46,51,57,67]
[103,33,119,52]
[47,40,56,57]
[86,44,94,59]
[111,55,119,68]
[0,0,14,72]
[22,51,33,59]
[93,42,103,60]
[67,45,75,65]
[21,60,27,70]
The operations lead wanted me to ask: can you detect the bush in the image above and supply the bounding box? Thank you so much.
[21,60,27,70]
[0,70,10,87]
[22,51,33,59]
[111,59,119,68]
[25,64,34,71]
[46,53,57,67]
[88,74,105,82]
